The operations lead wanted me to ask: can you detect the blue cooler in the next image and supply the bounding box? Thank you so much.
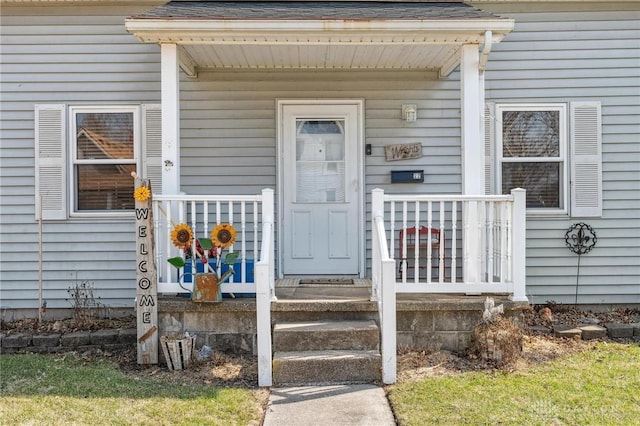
[221,259,255,297]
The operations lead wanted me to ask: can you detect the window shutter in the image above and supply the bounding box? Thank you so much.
[570,101,602,217]
[35,104,67,220]
[142,104,162,194]
[484,102,495,195]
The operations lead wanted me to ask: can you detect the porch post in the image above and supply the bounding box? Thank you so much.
[261,188,276,302]
[380,257,396,384]
[371,188,384,302]
[460,44,483,283]
[510,188,528,302]
[161,43,180,195]
[371,189,396,384]
[461,44,484,194]
[257,188,275,387]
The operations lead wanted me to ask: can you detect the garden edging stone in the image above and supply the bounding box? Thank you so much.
[90,329,119,345]
[3,333,32,348]
[1,329,136,353]
[32,334,62,347]
[577,325,607,340]
[60,331,92,347]
[604,323,635,339]
[553,325,582,338]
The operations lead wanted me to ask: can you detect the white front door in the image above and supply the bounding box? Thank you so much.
[280,101,363,276]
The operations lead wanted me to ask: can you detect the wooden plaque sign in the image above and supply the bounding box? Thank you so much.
[134,178,158,364]
[384,143,423,161]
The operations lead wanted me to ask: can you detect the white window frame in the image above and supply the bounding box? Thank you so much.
[496,103,568,215]
[68,105,141,217]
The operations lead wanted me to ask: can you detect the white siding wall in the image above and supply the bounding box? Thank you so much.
[0,6,162,312]
[484,9,640,305]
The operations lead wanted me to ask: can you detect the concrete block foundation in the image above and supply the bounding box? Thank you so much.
[157,295,528,354]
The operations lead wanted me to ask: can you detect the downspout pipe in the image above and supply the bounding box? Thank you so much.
[479,30,492,73]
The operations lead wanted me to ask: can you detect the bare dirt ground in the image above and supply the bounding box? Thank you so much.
[2,305,638,388]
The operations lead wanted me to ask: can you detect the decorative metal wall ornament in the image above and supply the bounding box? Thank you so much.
[564,223,597,307]
[565,223,597,255]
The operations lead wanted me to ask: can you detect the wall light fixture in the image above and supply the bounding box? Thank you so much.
[402,104,417,122]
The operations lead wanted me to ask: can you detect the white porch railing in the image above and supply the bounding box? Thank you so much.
[153,188,275,387]
[153,189,276,386]
[152,189,275,296]
[371,188,527,299]
[371,188,527,384]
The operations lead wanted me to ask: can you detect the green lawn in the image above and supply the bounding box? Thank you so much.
[4,343,638,425]
[0,353,263,426]
[388,342,640,425]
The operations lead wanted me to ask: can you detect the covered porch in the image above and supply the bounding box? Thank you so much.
[126,1,523,386]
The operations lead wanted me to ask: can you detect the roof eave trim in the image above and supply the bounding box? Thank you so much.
[125,18,515,44]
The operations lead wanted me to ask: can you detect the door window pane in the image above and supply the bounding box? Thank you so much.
[296,120,345,203]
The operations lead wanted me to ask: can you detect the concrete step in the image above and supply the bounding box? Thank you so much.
[272,350,382,385]
[273,320,379,352]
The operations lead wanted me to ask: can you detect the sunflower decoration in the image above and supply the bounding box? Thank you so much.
[133,186,151,202]
[170,223,194,250]
[167,222,239,288]
[211,223,237,249]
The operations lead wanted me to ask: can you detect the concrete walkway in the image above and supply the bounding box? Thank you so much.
[262,384,396,426]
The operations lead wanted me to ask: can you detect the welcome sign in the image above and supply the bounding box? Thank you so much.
[134,178,158,364]
[384,143,423,161]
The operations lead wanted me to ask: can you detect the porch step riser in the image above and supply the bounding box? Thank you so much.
[273,320,379,352]
[271,319,381,384]
[272,350,382,386]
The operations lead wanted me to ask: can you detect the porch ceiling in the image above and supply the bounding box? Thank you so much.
[125,1,514,77]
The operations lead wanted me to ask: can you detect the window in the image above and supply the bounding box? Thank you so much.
[35,104,161,220]
[497,104,567,212]
[486,102,602,217]
[70,106,139,213]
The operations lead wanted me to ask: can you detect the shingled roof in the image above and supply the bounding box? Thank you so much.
[133,1,504,21]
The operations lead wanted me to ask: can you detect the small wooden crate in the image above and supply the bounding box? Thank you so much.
[160,334,196,370]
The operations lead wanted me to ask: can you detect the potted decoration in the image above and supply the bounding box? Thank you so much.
[168,223,239,302]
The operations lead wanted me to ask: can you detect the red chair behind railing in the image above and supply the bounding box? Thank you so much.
[398,226,444,279]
